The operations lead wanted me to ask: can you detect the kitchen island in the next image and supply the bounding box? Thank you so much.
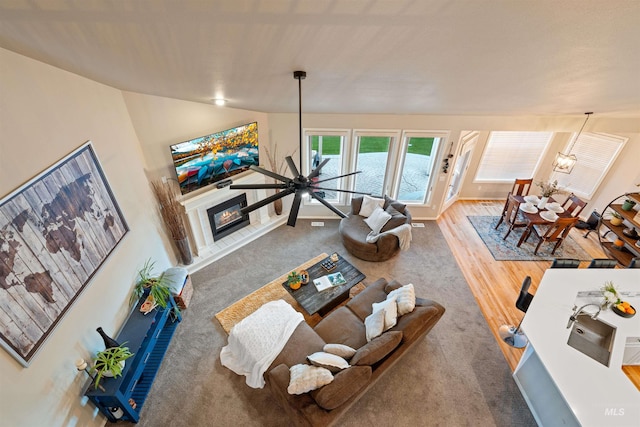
[514,268,640,426]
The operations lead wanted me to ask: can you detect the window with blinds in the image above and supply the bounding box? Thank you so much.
[551,132,627,199]
[475,131,553,182]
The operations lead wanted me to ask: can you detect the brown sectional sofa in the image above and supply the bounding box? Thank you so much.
[339,196,412,261]
[266,278,445,427]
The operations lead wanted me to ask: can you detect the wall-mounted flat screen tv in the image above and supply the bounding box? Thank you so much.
[170,121,259,195]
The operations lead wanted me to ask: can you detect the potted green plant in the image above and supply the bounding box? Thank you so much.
[130,259,173,309]
[91,344,134,389]
[622,198,637,211]
[610,211,624,226]
[287,271,302,290]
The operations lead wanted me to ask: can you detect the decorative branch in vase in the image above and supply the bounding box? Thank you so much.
[535,180,565,209]
[150,179,193,264]
[264,143,297,215]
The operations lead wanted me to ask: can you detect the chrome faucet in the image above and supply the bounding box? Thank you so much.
[567,304,602,329]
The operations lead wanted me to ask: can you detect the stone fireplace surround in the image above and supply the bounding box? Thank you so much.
[180,172,286,272]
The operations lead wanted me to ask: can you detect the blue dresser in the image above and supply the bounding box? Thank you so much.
[85,297,181,423]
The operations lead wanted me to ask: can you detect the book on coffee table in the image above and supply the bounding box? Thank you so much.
[313,272,347,291]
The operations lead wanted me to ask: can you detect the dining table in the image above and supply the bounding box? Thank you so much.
[513,195,573,247]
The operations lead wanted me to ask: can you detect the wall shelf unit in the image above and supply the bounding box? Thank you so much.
[84,297,181,423]
[598,192,640,267]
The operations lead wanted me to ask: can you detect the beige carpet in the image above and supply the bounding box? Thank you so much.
[215,253,365,333]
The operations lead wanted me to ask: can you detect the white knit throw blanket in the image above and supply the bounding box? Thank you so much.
[220,300,303,388]
[365,223,412,251]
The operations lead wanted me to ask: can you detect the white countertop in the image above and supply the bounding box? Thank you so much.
[521,269,640,426]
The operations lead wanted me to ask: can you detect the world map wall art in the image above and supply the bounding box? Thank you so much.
[0,142,128,366]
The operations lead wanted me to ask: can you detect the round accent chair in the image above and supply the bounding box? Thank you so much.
[339,196,411,262]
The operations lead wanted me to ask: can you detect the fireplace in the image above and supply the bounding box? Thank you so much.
[207,194,250,241]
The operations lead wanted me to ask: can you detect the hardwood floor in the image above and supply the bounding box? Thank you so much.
[437,200,607,370]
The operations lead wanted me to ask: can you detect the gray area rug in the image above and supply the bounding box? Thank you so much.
[468,215,592,261]
[130,220,535,427]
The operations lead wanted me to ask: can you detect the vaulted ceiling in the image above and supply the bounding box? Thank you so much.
[1,0,639,116]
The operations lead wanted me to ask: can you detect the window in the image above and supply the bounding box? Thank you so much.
[304,130,349,203]
[353,131,399,197]
[551,132,627,199]
[394,132,444,203]
[475,131,553,182]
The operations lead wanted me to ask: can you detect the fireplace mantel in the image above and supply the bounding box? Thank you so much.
[180,172,286,272]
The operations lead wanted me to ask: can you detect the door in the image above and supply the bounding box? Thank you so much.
[443,132,477,210]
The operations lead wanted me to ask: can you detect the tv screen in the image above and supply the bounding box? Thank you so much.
[170,121,259,195]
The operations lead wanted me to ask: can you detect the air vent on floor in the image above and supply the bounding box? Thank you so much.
[311,222,325,227]
[411,223,425,228]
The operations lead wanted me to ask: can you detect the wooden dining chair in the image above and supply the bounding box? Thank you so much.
[498,178,533,220]
[525,217,579,255]
[550,258,580,268]
[496,194,527,240]
[587,258,618,269]
[561,193,587,218]
[628,257,640,268]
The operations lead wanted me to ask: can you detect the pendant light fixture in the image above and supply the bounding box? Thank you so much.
[553,112,593,174]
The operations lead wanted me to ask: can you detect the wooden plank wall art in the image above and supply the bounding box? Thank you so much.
[0,142,128,366]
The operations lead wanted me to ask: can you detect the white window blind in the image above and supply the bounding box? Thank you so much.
[551,132,627,199]
[475,131,553,181]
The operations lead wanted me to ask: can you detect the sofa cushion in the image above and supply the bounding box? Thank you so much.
[307,352,350,373]
[387,283,416,316]
[323,343,357,359]
[310,365,372,410]
[346,278,389,321]
[390,305,442,342]
[351,196,363,215]
[287,364,334,395]
[360,195,385,217]
[372,295,398,330]
[314,306,368,350]
[269,321,327,371]
[350,331,403,366]
[383,195,407,214]
[380,206,408,232]
[364,308,386,341]
[364,206,392,233]
[384,279,404,294]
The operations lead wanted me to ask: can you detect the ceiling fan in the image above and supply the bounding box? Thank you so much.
[230,71,369,227]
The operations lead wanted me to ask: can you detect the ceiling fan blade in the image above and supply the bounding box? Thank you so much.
[240,188,294,215]
[285,156,300,178]
[287,191,303,226]
[230,183,288,190]
[313,170,362,184]
[308,158,330,179]
[312,186,371,196]
[310,192,347,218]
[248,165,291,183]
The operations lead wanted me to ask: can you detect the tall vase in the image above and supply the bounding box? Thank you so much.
[96,327,119,349]
[273,189,283,215]
[175,237,193,265]
[537,196,549,209]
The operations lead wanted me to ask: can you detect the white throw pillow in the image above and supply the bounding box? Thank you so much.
[372,295,398,331]
[323,343,357,360]
[287,364,334,395]
[364,206,392,234]
[364,308,386,342]
[387,283,416,316]
[307,351,350,372]
[359,195,385,218]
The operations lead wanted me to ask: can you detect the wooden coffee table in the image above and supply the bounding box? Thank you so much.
[281,253,366,316]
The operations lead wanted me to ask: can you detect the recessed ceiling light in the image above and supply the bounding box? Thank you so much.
[213,98,226,106]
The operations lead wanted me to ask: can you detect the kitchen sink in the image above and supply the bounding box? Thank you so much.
[567,314,616,367]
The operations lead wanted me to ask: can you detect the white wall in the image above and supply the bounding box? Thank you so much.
[0,48,173,427]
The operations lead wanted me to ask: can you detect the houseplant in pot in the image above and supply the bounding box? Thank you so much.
[622,198,637,211]
[150,179,193,265]
[91,344,134,389]
[610,211,624,226]
[130,259,174,314]
[264,142,297,215]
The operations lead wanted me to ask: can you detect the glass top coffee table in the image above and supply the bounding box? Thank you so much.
[281,253,366,316]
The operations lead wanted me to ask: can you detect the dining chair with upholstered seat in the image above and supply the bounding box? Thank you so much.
[587,258,618,269]
[561,193,587,218]
[498,178,533,220]
[496,194,528,240]
[524,216,579,255]
[550,258,580,268]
